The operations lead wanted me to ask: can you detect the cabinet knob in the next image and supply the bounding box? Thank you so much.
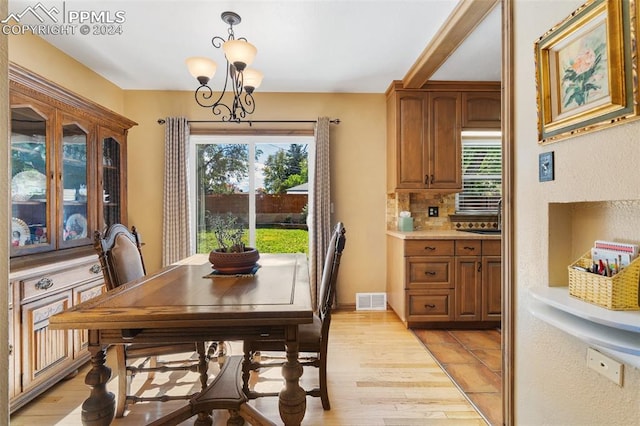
[425,304,436,309]
[35,277,54,290]
[90,264,102,274]
[424,271,436,276]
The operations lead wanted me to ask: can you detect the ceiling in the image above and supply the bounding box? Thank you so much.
[8,0,501,93]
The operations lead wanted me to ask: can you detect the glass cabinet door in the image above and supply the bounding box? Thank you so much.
[100,128,126,229]
[10,103,55,256]
[59,114,93,248]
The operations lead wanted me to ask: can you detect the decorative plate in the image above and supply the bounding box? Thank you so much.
[11,217,30,246]
[11,170,47,201]
[64,213,87,240]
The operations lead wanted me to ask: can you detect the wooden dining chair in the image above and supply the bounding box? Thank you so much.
[94,223,209,417]
[242,222,347,410]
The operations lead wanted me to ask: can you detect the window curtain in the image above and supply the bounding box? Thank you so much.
[309,117,331,309]
[162,117,191,266]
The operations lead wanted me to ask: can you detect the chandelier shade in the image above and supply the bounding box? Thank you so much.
[222,39,257,71]
[186,11,261,123]
[242,68,263,93]
[185,57,217,85]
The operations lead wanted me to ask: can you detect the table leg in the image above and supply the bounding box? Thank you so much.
[278,325,306,425]
[81,331,115,426]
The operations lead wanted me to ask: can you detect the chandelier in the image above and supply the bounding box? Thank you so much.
[186,11,263,123]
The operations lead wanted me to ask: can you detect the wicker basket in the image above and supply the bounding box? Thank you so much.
[568,251,640,310]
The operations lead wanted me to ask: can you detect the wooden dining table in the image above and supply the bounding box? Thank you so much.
[49,253,313,426]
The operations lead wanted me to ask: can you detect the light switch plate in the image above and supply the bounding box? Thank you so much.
[539,151,554,182]
[587,348,623,385]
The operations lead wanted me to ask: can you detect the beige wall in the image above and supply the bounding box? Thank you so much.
[9,34,388,306]
[514,1,640,424]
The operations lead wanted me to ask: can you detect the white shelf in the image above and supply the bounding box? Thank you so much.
[528,287,640,368]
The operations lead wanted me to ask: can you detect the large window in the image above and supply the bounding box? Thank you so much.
[455,131,502,213]
[189,135,313,254]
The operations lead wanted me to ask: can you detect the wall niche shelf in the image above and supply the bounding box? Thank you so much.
[529,286,640,368]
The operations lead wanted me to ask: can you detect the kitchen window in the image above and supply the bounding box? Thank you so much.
[455,131,502,213]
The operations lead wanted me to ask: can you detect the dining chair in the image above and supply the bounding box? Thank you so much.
[94,223,209,417]
[242,222,347,410]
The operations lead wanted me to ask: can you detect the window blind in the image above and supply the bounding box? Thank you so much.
[456,138,502,213]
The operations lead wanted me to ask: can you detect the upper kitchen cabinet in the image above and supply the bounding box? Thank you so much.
[9,63,137,266]
[386,81,500,193]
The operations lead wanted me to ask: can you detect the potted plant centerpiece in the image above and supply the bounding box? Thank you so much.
[207,213,260,274]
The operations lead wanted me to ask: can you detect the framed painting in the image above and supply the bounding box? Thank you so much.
[534,0,638,144]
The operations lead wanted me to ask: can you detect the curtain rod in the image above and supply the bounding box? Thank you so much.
[157,118,340,125]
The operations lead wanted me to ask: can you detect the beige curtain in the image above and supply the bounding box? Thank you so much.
[309,117,331,309]
[162,117,191,266]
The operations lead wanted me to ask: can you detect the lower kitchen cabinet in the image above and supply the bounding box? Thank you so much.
[387,235,501,328]
[9,255,105,413]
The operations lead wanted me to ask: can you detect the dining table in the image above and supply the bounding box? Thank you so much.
[49,253,314,426]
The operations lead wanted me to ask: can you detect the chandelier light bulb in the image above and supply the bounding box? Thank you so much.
[222,39,257,72]
[185,57,217,85]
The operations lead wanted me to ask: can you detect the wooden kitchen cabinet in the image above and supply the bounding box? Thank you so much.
[386,84,461,192]
[386,81,500,194]
[8,63,131,413]
[387,235,501,328]
[462,91,502,129]
[454,239,502,322]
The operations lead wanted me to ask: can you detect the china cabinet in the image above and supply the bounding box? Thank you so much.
[8,63,136,412]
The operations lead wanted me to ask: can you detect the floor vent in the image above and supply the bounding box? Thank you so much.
[356,292,387,311]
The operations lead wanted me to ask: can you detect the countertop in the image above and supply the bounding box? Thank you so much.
[386,229,501,240]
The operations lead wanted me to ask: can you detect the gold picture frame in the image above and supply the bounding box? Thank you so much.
[535,0,638,144]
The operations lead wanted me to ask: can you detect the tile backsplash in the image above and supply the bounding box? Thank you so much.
[387,192,498,231]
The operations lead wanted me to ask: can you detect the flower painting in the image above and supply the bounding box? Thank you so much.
[558,22,609,113]
[534,0,635,144]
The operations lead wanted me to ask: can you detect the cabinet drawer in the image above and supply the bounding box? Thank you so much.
[455,240,481,256]
[482,239,502,256]
[408,291,454,320]
[21,261,102,303]
[407,257,452,289]
[405,240,454,256]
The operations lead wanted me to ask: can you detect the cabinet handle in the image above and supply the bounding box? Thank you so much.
[424,271,436,276]
[463,246,476,251]
[430,174,434,184]
[424,175,429,184]
[424,246,436,251]
[90,264,102,274]
[35,277,54,290]
[477,263,482,272]
[9,344,12,356]
[425,304,436,309]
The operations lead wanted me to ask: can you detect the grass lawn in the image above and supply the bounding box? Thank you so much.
[198,228,308,254]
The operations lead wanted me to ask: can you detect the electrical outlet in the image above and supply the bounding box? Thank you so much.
[587,348,623,385]
[428,206,439,217]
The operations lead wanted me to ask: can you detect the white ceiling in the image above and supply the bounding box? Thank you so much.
[8,0,501,93]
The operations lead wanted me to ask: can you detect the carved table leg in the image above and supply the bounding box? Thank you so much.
[278,325,306,426]
[82,331,114,426]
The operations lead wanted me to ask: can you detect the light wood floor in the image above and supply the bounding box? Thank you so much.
[11,310,488,425]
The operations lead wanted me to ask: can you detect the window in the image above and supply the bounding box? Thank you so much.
[189,135,313,254]
[455,131,502,213]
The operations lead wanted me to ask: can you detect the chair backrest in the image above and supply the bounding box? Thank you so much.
[94,224,146,291]
[317,222,346,321]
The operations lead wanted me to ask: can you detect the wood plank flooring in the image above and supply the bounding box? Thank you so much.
[10,310,488,425]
